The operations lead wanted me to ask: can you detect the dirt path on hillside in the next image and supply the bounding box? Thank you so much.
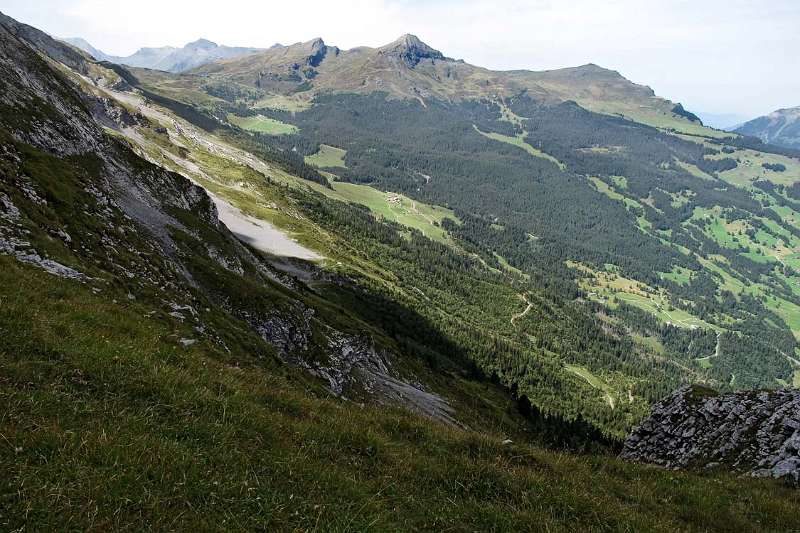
[511,293,533,327]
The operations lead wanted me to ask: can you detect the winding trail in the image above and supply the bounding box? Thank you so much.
[510,293,533,327]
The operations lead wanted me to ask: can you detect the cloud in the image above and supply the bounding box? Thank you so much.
[1,0,797,116]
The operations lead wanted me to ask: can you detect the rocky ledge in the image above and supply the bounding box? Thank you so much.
[620,385,800,484]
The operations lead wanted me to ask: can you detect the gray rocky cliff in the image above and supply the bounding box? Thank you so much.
[621,385,800,484]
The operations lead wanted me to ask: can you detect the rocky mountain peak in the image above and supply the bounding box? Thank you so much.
[185,38,218,51]
[621,385,800,485]
[307,37,325,50]
[381,33,445,67]
[299,37,329,67]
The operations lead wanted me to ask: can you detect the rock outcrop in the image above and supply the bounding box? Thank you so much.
[380,34,445,68]
[621,385,800,484]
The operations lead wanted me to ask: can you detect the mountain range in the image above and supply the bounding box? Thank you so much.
[2,9,800,530]
[62,36,265,72]
[736,106,800,149]
[191,34,694,129]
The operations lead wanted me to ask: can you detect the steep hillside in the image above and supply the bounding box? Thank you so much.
[736,107,800,149]
[3,8,536,439]
[2,14,800,530]
[64,36,264,73]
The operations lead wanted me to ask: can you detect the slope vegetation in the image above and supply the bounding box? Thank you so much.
[3,12,800,529]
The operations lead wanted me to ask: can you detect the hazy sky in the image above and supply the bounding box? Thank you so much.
[2,0,797,119]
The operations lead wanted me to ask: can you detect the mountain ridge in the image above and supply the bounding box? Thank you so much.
[185,32,708,133]
[735,106,800,149]
[62,35,264,73]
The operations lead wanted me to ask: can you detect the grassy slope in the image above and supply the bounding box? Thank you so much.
[2,258,799,532]
[473,125,565,169]
[321,180,457,244]
[573,262,717,331]
[227,113,298,135]
[304,144,347,168]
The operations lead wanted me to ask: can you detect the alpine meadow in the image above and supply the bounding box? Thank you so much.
[1,2,800,531]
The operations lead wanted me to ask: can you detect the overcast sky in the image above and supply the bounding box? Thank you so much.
[2,0,797,120]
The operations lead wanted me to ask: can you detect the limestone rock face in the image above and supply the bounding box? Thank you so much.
[380,34,445,68]
[621,385,800,484]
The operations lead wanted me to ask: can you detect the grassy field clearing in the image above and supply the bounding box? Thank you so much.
[494,252,528,278]
[227,113,299,135]
[710,148,800,188]
[473,125,565,169]
[587,177,652,230]
[305,144,347,168]
[252,94,312,112]
[660,266,693,285]
[689,206,800,267]
[574,263,717,331]
[319,181,458,244]
[580,100,732,138]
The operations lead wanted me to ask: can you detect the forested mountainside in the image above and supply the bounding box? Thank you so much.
[135,33,800,401]
[2,10,800,529]
[63,36,264,73]
[736,106,800,150]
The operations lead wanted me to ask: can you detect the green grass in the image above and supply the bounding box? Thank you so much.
[252,94,312,112]
[614,292,715,330]
[576,264,718,331]
[4,259,797,531]
[582,100,733,139]
[564,365,618,408]
[227,113,299,135]
[676,160,716,181]
[588,177,646,212]
[473,125,565,169]
[632,333,666,355]
[586,177,652,233]
[696,356,714,369]
[494,252,528,278]
[565,365,612,393]
[710,149,800,188]
[304,144,347,168]
[660,266,693,285]
[762,295,800,339]
[610,175,628,189]
[321,181,458,244]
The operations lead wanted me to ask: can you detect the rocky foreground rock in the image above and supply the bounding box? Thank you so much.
[621,385,800,484]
